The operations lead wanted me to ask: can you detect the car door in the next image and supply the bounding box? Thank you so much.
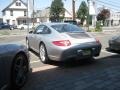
[31,25,45,52]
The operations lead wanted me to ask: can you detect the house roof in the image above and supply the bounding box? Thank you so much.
[2,0,27,12]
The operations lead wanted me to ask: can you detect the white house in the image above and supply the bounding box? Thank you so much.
[109,11,120,26]
[2,0,28,25]
[35,7,73,23]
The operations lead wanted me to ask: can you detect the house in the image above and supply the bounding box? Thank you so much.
[109,11,120,26]
[34,7,73,23]
[2,0,28,25]
[0,17,3,23]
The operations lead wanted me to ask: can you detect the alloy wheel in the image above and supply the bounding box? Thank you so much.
[11,54,28,88]
[39,44,46,62]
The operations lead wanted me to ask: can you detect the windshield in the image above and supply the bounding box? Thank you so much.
[51,24,84,33]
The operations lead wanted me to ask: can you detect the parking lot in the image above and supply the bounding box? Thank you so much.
[1,30,120,90]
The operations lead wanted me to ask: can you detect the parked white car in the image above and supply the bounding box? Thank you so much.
[17,23,33,30]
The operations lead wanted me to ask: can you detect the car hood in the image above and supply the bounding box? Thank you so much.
[0,43,26,55]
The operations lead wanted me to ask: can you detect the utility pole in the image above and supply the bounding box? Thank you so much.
[27,0,30,33]
[87,0,90,31]
[33,0,35,27]
[72,0,75,20]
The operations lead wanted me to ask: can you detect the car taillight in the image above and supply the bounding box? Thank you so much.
[96,38,100,44]
[52,40,71,46]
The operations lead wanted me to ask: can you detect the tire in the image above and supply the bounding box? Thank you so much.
[21,27,24,30]
[11,54,29,89]
[10,27,14,30]
[39,43,49,64]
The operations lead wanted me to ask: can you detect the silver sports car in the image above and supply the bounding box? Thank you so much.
[26,23,101,64]
[0,43,29,90]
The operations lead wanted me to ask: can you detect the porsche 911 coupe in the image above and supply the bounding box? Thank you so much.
[0,43,29,90]
[26,23,101,64]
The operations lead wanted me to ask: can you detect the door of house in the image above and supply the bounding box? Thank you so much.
[6,20,10,24]
[12,20,15,25]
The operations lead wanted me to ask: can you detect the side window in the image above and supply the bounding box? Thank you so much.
[43,26,51,34]
[34,25,45,34]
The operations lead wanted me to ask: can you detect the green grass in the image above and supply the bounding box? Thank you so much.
[0,30,10,35]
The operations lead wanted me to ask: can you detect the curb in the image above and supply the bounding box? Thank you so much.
[0,34,26,38]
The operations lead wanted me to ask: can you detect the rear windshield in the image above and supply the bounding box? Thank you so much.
[51,24,84,33]
[64,20,77,25]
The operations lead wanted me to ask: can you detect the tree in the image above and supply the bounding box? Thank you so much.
[50,0,64,22]
[77,1,88,25]
[97,8,110,26]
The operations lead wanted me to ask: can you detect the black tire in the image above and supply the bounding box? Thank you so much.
[21,27,24,30]
[39,43,49,64]
[10,53,29,89]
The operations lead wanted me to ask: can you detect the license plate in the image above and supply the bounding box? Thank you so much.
[82,50,91,56]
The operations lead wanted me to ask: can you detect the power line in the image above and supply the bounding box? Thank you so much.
[97,3,120,12]
[98,0,120,6]
[97,0,120,9]
[96,1,120,11]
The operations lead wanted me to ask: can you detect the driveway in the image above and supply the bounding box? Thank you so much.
[22,32,120,90]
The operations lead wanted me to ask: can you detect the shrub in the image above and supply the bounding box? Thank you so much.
[95,21,102,32]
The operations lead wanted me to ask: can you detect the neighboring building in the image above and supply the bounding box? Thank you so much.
[2,0,28,25]
[64,9,72,20]
[34,7,73,23]
[109,11,120,26]
[35,7,50,23]
[0,17,3,23]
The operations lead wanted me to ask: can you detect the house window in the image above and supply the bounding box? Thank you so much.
[16,2,21,6]
[18,2,21,6]
[16,2,19,6]
[6,20,10,24]
[10,10,13,16]
[24,11,27,16]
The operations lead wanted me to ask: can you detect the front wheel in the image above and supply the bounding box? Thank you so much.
[39,44,49,64]
[11,54,29,89]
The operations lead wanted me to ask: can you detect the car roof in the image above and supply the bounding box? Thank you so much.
[41,22,69,26]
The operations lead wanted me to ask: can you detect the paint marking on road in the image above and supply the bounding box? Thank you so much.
[101,49,117,55]
[30,60,40,64]
[32,65,58,72]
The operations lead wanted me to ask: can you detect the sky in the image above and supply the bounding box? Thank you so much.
[0,0,120,17]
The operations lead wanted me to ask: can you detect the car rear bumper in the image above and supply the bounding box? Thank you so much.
[48,43,101,61]
[109,41,120,50]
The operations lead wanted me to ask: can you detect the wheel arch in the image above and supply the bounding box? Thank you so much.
[10,51,29,77]
[10,51,29,88]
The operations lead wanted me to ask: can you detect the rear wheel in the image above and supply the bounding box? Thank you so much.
[11,54,29,89]
[39,43,49,64]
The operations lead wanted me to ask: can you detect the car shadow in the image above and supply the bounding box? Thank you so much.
[106,47,120,54]
[22,53,120,90]
[29,49,96,68]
